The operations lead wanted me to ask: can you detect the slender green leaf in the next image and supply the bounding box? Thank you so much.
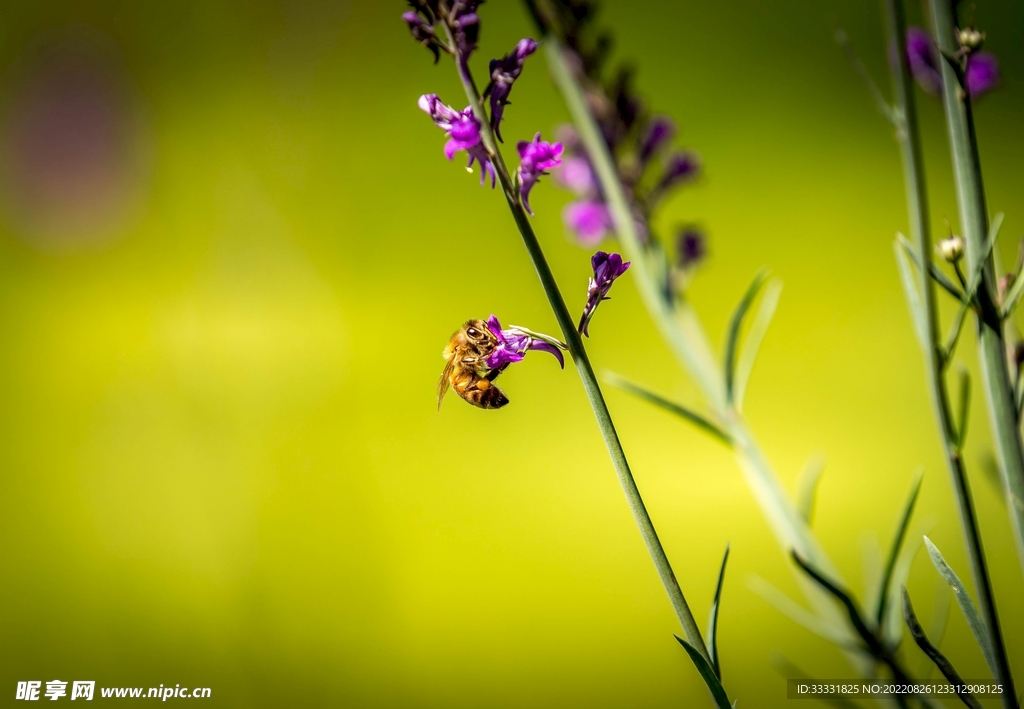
[942,297,971,366]
[795,455,826,525]
[675,635,732,709]
[604,371,732,445]
[923,536,997,676]
[875,473,923,628]
[954,368,971,451]
[725,269,769,405]
[1002,269,1024,318]
[748,576,852,647]
[707,545,730,680]
[894,238,928,351]
[903,587,984,709]
[898,233,964,300]
[733,280,782,410]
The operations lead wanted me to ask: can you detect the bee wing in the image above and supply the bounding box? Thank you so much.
[437,356,456,411]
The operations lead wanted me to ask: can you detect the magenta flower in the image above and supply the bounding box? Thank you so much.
[484,315,565,369]
[564,201,614,245]
[517,133,563,215]
[905,27,999,98]
[486,38,539,141]
[578,251,631,337]
[418,94,495,187]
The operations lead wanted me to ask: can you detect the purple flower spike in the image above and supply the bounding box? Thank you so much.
[564,200,614,245]
[517,133,563,215]
[418,94,495,187]
[966,53,1000,96]
[578,251,631,337]
[638,117,675,164]
[487,38,539,141]
[484,315,566,369]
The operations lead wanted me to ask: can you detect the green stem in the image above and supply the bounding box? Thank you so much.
[925,1,1019,705]
[441,22,711,663]
[540,34,863,656]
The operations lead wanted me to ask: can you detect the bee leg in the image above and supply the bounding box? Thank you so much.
[485,363,509,381]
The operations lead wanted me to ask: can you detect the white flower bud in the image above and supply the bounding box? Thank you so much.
[937,235,965,263]
[957,27,985,51]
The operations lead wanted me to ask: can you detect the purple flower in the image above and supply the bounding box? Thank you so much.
[657,151,700,190]
[564,200,614,245]
[578,251,631,337]
[516,133,563,215]
[676,227,706,269]
[906,27,942,95]
[905,27,999,98]
[484,315,565,369]
[555,156,597,195]
[638,117,675,164]
[418,94,495,187]
[486,38,539,141]
[966,53,1000,95]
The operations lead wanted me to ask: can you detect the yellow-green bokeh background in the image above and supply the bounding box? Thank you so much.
[2,0,1024,706]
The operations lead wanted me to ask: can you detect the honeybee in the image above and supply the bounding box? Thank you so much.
[438,319,509,410]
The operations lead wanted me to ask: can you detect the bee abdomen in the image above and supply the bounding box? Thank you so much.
[467,381,509,409]
[453,370,509,410]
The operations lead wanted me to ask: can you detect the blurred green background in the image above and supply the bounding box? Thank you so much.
[1,0,1024,706]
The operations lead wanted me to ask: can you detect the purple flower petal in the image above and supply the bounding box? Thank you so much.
[578,251,630,337]
[516,133,563,215]
[555,156,596,196]
[564,200,613,245]
[483,315,565,369]
[419,94,495,187]
[966,52,1000,96]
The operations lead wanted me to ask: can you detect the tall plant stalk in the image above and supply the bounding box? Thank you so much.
[439,24,711,663]
[921,0,1019,703]
[930,0,1024,573]
[538,34,861,657]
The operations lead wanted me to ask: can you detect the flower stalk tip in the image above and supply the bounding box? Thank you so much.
[578,251,631,337]
[486,38,539,141]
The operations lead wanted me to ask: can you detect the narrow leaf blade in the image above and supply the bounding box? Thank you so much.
[725,269,769,405]
[875,472,923,628]
[923,536,997,675]
[734,280,782,410]
[707,544,730,680]
[894,238,928,351]
[604,371,732,445]
[897,233,964,300]
[675,636,732,709]
[796,455,826,525]
[902,587,984,709]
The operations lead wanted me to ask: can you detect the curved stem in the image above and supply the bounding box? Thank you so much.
[924,1,1019,705]
[441,22,711,663]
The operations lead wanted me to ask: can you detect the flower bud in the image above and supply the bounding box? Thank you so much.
[957,27,985,52]
[937,235,965,263]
